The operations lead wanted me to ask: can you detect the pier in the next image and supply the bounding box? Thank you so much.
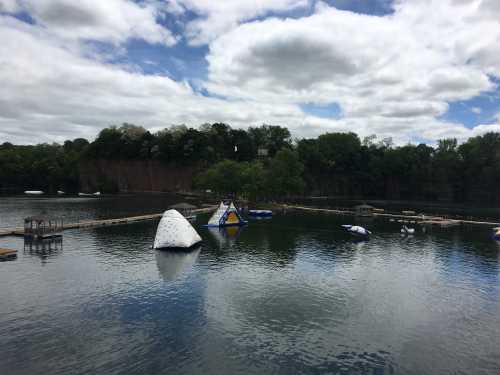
[0,206,216,238]
[0,248,17,260]
[284,205,500,227]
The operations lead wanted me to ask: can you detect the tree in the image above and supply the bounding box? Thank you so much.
[267,149,305,197]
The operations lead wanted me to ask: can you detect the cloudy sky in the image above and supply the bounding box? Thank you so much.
[0,0,499,144]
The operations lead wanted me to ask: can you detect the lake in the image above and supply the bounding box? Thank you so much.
[1,195,499,375]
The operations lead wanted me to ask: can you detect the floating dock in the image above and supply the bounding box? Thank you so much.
[0,206,216,238]
[284,205,500,227]
[0,248,17,260]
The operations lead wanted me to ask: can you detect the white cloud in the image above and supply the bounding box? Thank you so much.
[0,0,499,145]
[175,0,309,45]
[0,0,20,13]
[471,107,481,114]
[0,16,307,144]
[3,0,177,46]
[204,0,499,142]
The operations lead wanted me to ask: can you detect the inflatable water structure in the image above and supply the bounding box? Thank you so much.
[154,209,202,249]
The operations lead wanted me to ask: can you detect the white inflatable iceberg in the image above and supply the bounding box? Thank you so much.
[154,209,202,249]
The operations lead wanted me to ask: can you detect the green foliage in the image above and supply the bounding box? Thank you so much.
[196,149,305,199]
[0,141,84,193]
[3,122,500,204]
[267,149,305,196]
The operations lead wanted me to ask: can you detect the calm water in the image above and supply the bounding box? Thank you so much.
[1,196,500,375]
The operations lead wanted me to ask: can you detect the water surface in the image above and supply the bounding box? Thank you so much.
[1,196,499,374]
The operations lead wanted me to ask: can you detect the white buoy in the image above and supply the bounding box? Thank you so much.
[154,209,202,249]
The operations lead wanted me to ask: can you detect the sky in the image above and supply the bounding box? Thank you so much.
[0,0,499,145]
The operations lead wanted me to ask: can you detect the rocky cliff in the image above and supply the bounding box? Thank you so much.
[79,160,200,193]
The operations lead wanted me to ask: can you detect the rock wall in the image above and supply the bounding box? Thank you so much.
[79,160,200,193]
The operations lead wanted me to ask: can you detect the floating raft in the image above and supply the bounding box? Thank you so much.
[284,205,500,227]
[0,248,17,260]
[0,206,216,238]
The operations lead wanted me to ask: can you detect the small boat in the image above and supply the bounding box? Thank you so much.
[154,209,202,249]
[24,190,44,195]
[492,227,500,241]
[78,192,101,197]
[248,209,273,217]
[57,190,65,195]
[401,225,415,234]
[342,224,371,237]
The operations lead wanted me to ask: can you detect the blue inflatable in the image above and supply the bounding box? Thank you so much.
[248,210,273,217]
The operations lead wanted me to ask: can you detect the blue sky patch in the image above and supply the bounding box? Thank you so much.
[300,102,343,119]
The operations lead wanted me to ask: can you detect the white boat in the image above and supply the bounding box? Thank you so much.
[24,190,44,195]
[342,224,371,237]
[78,192,101,197]
[401,225,415,234]
[57,190,65,195]
[154,209,202,249]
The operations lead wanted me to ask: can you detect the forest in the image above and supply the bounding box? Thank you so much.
[1,122,500,204]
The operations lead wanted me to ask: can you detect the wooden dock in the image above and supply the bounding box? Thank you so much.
[0,248,17,259]
[284,205,500,227]
[0,206,216,238]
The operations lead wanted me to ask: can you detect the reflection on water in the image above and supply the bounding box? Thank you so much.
[0,197,500,374]
[24,237,63,263]
[155,247,201,281]
[207,226,244,248]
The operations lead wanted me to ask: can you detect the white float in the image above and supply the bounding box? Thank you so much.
[154,209,202,249]
[401,225,415,234]
[342,224,371,237]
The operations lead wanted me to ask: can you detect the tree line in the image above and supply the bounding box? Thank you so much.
[1,122,500,204]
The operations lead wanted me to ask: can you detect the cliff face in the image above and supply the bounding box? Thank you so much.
[79,160,200,193]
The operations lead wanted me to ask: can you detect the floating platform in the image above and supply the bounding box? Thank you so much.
[0,206,216,238]
[0,248,17,260]
[248,209,273,217]
[284,205,500,227]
